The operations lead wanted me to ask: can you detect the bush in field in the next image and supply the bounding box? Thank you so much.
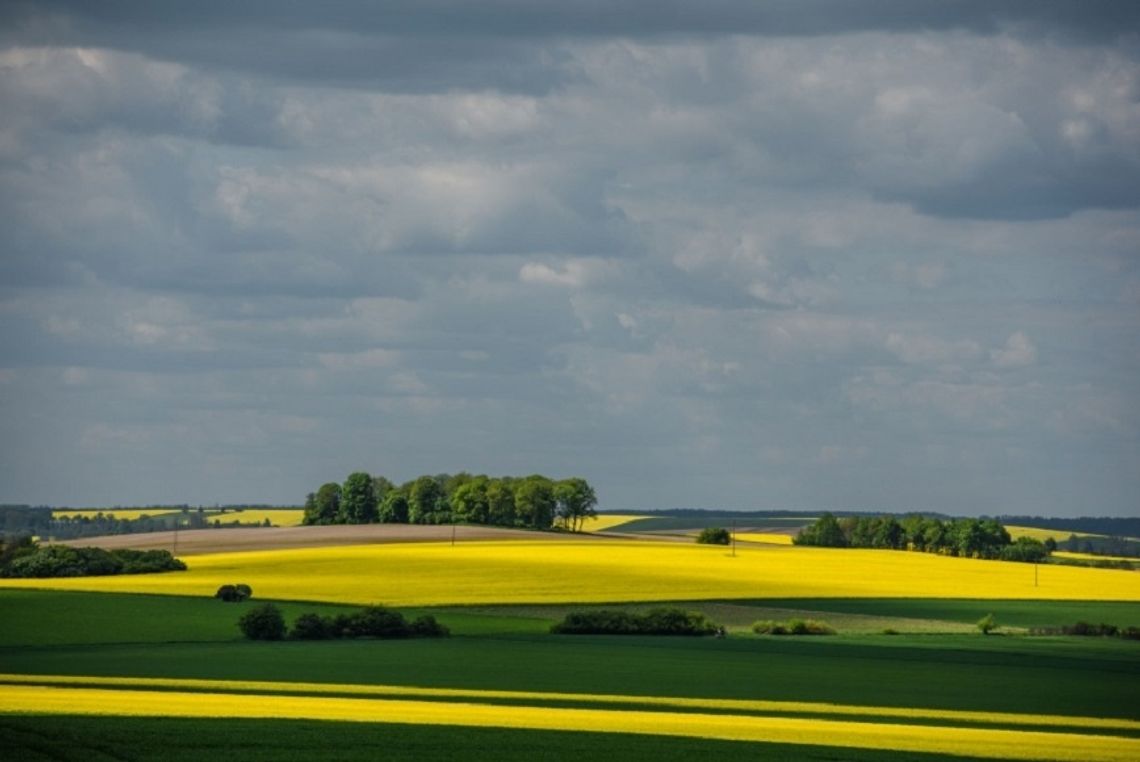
[285,607,450,641]
[336,606,411,638]
[289,612,335,640]
[238,603,286,640]
[752,619,835,635]
[408,614,449,638]
[551,608,719,636]
[1029,622,1139,639]
[976,613,997,635]
[696,527,731,545]
[215,583,252,602]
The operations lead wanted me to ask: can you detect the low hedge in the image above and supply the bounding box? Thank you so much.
[551,608,720,636]
[752,618,836,635]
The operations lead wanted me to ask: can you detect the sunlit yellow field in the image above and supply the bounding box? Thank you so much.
[2,675,1136,762]
[3,538,1137,606]
[582,514,648,532]
[1054,551,1137,563]
[733,532,795,545]
[52,509,177,521]
[208,510,305,527]
[1005,525,1100,542]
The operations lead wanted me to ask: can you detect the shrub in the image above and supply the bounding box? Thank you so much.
[238,603,286,640]
[976,613,997,635]
[752,619,835,635]
[551,608,719,636]
[696,527,731,545]
[115,549,187,574]
[289,612,335,640]
[409,615,450,638]
[286,608,450,641]
[215,583,252,602]
[339,606,411,638]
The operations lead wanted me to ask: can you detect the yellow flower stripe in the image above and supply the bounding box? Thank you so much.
[204,510,306,527]
[1005,526,1101,542]
[52,509,178,521]
[732,532,795,545]
[2,683,1136,761]
[2,673,1137,734]
[1053,551,1136,564]
[1,540,1137,605]
[581,514,649,531]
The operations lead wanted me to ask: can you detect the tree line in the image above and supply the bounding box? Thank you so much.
[0,505,285,541]
[0,537,186,578]
[793,513,1051,562]
[303,472,598,531]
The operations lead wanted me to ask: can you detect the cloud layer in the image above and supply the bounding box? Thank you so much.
[1,2,1138,515]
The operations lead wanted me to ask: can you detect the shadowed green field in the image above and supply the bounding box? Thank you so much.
[2,591,1137,722]
[0,715,975,762]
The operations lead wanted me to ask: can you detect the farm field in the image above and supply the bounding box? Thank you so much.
[3,532,1139,760]
[7,537,1140,605]
[2,591,1138,760]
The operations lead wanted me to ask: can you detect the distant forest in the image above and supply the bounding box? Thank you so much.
[0,504,293,540]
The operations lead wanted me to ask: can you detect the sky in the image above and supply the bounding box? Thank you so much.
[0,1,1138,516]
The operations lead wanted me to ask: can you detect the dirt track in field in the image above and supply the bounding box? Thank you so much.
[55,524,616,555]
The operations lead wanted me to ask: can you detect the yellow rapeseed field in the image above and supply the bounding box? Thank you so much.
[5,673,1137,734]
[2,539,1137,605]
[52,509,178,521]
[1005,526,1100,542]
[207,510,306,527]
[2,677,1136,761]
[582,514,648,532]
[733,532,795,545]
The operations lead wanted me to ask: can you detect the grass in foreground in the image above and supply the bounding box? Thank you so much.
[2,539,1138,605]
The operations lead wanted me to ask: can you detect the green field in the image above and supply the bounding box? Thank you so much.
[2,590,1138,723]
[3,576,1139,760]
[0,716,975,762]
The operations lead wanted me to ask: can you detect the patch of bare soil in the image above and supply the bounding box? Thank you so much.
[55,524,607,555]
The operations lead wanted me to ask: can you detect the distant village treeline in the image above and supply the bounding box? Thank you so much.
[303,472,597,532]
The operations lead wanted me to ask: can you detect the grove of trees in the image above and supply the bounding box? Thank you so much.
[303,472,597,531]
[794,513,1050,563]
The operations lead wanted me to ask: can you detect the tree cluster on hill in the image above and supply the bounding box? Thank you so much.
[793,513,1050,562]
[0,539,186,578]
[303,472,597,531]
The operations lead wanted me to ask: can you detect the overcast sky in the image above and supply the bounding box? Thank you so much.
[1,2,1138,515]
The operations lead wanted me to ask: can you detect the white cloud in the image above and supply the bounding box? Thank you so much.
[990,332,1037,368]
[885,332,982,366]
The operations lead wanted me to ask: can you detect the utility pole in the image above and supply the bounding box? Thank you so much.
[451,522,456,547]
[731,520,736,557]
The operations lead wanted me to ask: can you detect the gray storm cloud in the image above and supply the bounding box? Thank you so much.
[0,2,1137,515]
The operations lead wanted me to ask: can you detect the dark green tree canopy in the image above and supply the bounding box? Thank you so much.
[303,472,596,532]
